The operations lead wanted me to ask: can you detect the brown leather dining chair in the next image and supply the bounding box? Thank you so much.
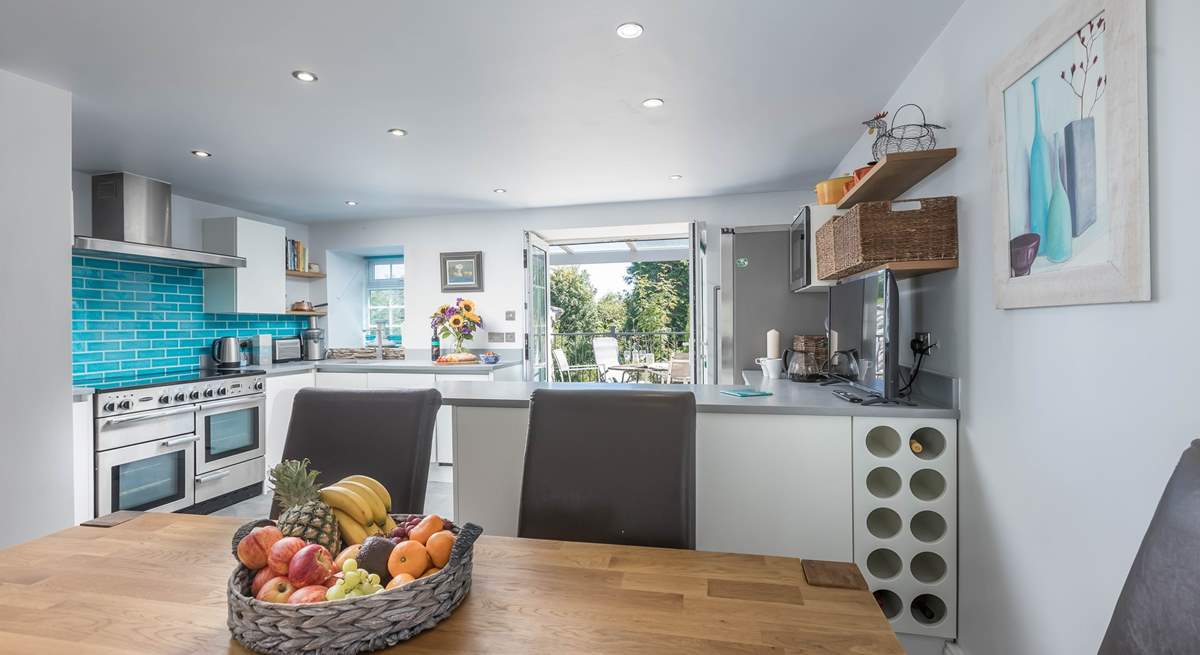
[272,388,440,518]
[517,388,696,549]
[1098,439,1200,653]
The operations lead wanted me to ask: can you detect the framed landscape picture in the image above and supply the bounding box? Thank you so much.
[988,0,1148,309]
[440,251,483,292]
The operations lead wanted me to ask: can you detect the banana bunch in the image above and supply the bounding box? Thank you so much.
[319,475,398,546]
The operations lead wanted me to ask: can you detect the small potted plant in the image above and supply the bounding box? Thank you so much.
[430,298,482,354]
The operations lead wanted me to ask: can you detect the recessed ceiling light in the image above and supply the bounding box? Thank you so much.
[345,200,358,206]
[668,174,682,180]
[616,22,644,39]
[387,128,407,137]
[493,188,507,194]
[641,97,664,109]
[190,150,212,158]
[291,70,318,83]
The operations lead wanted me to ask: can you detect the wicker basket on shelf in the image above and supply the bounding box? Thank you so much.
[227,517,482,655]
[815,196,957,280]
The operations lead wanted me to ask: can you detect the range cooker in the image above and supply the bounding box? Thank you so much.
[92,368,267,516]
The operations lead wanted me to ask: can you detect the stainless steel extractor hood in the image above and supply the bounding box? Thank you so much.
[72,172,245,269]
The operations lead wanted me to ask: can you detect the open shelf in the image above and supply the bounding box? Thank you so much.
[285,309,327,317]
[835,259,959,284]
[286,269,326,279]
[837,148,957,209]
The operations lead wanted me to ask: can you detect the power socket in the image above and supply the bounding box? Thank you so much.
[912,332,937,355]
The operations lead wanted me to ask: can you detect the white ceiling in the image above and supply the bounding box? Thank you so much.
[0,0,962,223]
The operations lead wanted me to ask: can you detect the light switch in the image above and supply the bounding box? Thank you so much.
[505,310,516,321]
[504,332,516,342]
[487,331,504,342]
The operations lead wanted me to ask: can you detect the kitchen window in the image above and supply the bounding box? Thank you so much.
[366,256,404,345]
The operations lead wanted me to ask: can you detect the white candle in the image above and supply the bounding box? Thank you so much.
[766,329,780,359]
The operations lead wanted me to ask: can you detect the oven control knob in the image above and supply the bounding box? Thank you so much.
[203,389,215,398]
[102,402,115,412]
[253,381,264,391]
[118,400,133,410]
[158,395,170,404]
[189,390,200,400]
[174,393,186,402]
[217,387,228,396]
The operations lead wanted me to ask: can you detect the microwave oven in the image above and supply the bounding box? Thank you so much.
[788,206,810,292]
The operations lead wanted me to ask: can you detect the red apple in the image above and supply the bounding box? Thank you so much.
[251,566,275,596]
[268,536,306,576]
[288,543,333,587]
[288,585,329,604]
[255,576,296,603]
[237,526,283,570]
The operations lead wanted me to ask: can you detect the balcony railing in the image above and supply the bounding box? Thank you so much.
[551,331,688,382]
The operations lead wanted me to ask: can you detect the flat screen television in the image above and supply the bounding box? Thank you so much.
[827,269,900,399]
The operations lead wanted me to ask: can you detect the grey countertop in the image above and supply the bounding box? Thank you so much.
[260,357,522,377]
[72,387,95,401]
[435,376,959,418]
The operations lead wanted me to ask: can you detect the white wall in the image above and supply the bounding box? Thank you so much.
[829,1,1198,652]
[323,251,367,348]
[308,189,817,351]
[0,69,74,545]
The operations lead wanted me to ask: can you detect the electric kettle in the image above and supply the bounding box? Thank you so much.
[211,336,245,369]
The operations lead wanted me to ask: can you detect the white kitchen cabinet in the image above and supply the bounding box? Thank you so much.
[202,217,287,314]
[314,371,368,388]
[432,373,489,465]
[452,406,530,536]
[264,372,316,477]
[696,413,852,560]
[367,373,439,463]
[72,397,94,523]
[798,203,842,291]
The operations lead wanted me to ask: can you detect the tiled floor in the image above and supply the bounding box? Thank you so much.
[214,463,454,520]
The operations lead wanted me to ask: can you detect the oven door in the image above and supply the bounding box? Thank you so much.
[196,395,266,474]
[96,434,197,515]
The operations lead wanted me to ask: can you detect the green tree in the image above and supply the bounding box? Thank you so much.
[623,261,690,359]
[549,266,599,376]
[595,292,627,332]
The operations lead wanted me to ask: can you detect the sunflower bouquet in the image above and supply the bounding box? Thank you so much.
[430,298,482,354]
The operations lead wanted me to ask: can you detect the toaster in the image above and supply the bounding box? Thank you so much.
[272,336,303,363]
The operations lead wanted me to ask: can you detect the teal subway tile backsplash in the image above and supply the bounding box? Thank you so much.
[72,256,307,385]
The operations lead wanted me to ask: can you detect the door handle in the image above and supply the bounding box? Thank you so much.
[103,405,196,426]
[195,470,231,484]
[200,395,264,411]
[160,434,201,448]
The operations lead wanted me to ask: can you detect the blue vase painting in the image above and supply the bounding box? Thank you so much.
[1003,13,1109,278]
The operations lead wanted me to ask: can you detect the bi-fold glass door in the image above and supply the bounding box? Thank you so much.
[524,231,551,381]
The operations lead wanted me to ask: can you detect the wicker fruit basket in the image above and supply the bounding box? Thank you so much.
[227,516,482,655]
[815,196,957,280]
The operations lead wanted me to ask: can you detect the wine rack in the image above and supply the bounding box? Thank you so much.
[853,418,957,639]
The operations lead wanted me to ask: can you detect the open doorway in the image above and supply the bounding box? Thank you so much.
[525,223,700,384]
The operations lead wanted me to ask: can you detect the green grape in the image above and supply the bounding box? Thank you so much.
[367,573,381,586]
[367,583,383,594]
[342,558,358,573]
[343,570,362,588]
[325,585,346,601]
[347,588,365,597]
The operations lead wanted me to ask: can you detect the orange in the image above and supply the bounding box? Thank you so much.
[387,540,429,579]
[385,573,415,590]
[420,567,441,579]
[426,530,455,568]
[408,514,444,545]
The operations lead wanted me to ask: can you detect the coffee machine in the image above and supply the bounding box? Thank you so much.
[301,316,326,361]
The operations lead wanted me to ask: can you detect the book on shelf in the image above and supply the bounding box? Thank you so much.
[285,237,309,272]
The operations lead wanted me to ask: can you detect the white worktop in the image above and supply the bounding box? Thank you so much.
[260,357,523,377]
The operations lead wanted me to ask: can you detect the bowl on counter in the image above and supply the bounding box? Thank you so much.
[480,353,500,364]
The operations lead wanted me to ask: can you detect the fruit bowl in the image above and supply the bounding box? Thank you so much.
[227,514,482,655]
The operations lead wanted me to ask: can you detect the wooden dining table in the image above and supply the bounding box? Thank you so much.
[0,513,903,654]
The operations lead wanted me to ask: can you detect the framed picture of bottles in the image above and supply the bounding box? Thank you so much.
[988,0,1148,309]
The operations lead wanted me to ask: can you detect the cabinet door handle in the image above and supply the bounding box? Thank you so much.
[160,434,201,448]
[195,470,231,484]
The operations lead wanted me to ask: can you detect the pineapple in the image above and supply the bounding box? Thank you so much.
[270,459,341,554]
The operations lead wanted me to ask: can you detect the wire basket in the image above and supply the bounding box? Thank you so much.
[869,104,945,162]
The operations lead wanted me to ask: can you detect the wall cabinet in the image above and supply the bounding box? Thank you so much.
[264,372,316,477]
[202,217,286,314]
